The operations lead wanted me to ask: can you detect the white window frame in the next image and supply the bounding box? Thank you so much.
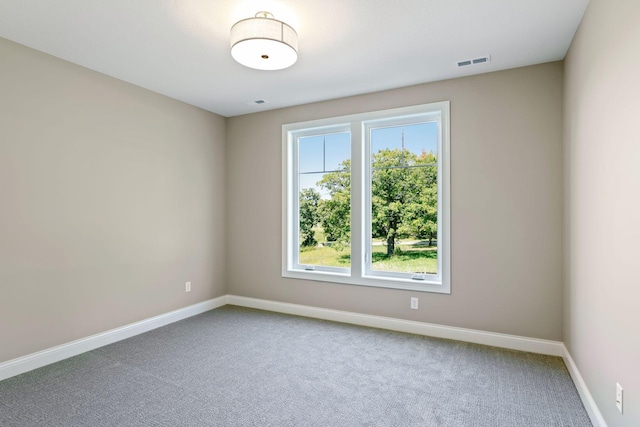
[289,124,352,276]
[282,101,450,293]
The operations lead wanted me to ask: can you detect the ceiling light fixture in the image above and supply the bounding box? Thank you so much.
[230,11,298,71]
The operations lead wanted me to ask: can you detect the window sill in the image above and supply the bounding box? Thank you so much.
[282,269,450,294]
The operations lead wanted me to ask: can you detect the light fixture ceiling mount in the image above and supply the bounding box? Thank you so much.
[230,11,298,71]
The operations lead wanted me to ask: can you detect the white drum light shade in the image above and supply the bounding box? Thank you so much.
[230,12,298,71]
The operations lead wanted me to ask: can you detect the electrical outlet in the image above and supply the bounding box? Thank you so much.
[410,297,419,310]
[185,281,191,292]
[616,383,623,414]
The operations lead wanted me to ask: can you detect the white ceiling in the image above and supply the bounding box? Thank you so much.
[0,0,589,117]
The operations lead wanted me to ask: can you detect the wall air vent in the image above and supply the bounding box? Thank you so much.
[457,55,491,68]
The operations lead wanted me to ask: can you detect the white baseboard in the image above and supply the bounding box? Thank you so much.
[231,296,613,421]
[226,295,564,356]
[0,296,228,382]
[1,293,605,427]
[562,345,608,427]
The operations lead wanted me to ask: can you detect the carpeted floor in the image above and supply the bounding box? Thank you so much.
[0,305,591,426]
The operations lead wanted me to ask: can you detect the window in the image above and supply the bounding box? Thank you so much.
[295,127,351,273]
[283,102,450,293]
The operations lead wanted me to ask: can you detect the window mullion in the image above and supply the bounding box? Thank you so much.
[363,123,373,276]
[349,121,364,279]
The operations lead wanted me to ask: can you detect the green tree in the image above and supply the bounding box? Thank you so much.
[318,160,350,245]
[403,151,438,246]
[315,150,438,257]
[299,188,320,247]
[371,149,422,255]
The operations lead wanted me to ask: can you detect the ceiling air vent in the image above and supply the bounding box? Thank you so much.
[457,55,491,68]
[247,99,269,106]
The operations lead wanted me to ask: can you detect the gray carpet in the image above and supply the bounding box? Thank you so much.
[0,305,591,426]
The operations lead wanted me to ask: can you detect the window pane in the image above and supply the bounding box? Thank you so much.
[299,136,324,173]
[370,125,438,275]
[404,122,438,160]
[324,132,351,171]
[372,126,402,154]
[298,132,351,269]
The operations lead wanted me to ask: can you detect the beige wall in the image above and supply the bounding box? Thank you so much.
[564,0,640,425]
[226,62,564,341]
[0,38,227,363]
[4,4,638,422]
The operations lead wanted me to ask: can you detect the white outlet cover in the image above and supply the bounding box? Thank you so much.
[616,383,623,414]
